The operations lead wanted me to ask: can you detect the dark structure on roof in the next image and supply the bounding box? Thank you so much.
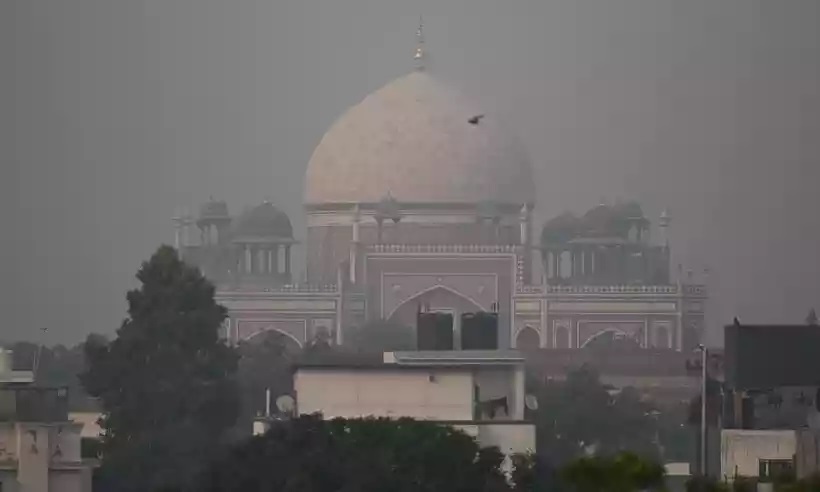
[724,322,820,390]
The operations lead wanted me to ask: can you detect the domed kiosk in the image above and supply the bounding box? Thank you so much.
[229,201,295,283]
[230,201,293,243]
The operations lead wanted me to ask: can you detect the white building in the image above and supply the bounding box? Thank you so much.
[720,429,797,481]
[720,384,820,481]
[0,348,96,492]
[257,350,535,463]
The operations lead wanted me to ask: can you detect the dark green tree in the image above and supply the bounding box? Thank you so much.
[777,474,820,492]
[511,453,538,492]
[235,331,297,432]
[529,366,661,465]
[685,475,730,492]
[806,308,818,326]
[560,452,665,492]
[80,245,239,492]
[194,414,512,492]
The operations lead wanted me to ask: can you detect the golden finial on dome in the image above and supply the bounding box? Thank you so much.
[414,16,425,71]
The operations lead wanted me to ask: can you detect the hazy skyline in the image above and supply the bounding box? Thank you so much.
[4,0,819,345]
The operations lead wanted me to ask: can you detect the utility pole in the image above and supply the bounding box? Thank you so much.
[697,343,708,476]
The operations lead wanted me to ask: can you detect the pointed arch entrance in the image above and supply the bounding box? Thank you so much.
[243,327,304,350]
[581,328,643,350]
[387,285,490,350]
[514,326,540,349]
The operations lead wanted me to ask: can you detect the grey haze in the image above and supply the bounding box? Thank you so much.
[2,0,818,345]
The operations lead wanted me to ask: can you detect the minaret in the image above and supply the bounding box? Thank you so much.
[171,207,194,253]
[519,204,530,245]
[520,204,537,285]
[172,207,183,250]
[414,16,425,71]
[659,208,671,249]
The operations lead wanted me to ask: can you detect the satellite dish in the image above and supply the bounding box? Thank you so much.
[524,394,539,411]
[276,395,295,414]
[582,442,599,456]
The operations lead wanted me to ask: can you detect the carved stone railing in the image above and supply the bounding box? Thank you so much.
[218,284,339,294]
[682,284,707,296]
[545,285,680,295]
[368,244,520,254]
[516,285,545,294]
[514,283,707,296]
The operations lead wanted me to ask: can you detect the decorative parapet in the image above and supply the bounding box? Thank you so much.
[558,285,678,294]
[368,244,520,254]
[516,285,545,294]
[217,283,339,294]
[531,284,707,296]
[682,284,707,297]
[544,285,679,295]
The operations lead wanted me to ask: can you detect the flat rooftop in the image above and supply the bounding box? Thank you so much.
[295,350,525,370]
[0,370,35,384]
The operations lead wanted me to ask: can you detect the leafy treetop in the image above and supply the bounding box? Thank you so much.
[81,245,239,492]
[194,414,512,492]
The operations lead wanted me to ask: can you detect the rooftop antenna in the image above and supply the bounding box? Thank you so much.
[33,327,48,379]
[414,16,425,71]
[659,208,671,249]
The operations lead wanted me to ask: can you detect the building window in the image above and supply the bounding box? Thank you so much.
[553,326,570,349]
[653,325,671,349]
[758,459,794,481]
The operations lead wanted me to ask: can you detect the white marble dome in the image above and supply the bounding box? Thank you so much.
[304,71,535,206]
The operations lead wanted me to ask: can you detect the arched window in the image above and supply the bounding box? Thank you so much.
[515,326,540,349]
[560,251,572,279]
[553,326,570,349]
[243,328,303,352]
[654,325,671,349]
[582,330,642,350]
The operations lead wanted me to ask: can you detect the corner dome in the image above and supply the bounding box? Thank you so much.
[230,202,293,241]
[542,212,579,244]
[304,71,535,207]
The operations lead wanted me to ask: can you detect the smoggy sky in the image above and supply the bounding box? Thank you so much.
[3,0,818,345]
